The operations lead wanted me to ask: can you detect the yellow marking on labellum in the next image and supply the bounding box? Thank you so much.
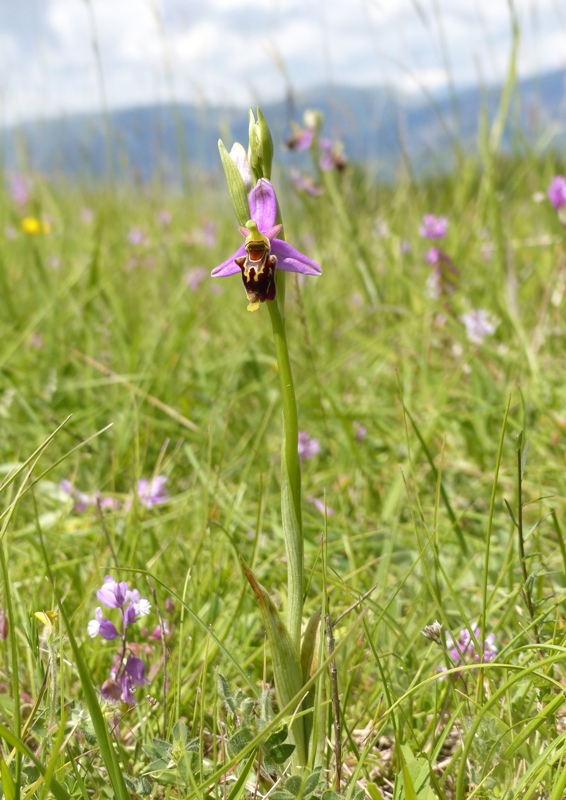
[247,301,260,312]
[244,220,270,251]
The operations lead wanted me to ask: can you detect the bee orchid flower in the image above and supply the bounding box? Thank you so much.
[211,178,321,311]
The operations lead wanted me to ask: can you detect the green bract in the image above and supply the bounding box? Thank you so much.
[256,107,273,180]
[218,139,250,227]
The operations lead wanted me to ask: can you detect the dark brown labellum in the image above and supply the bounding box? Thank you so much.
[235,244,278,304]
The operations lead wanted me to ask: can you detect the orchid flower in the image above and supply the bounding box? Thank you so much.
[319,138,347,172]
[211,178,321,311]
[286,126,315,151]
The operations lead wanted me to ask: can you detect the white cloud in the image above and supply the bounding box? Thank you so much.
[204,0,298,9]
[0,0,564,123]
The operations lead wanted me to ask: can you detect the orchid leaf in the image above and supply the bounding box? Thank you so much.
[300,610,321,746]
[241,560,308,765]
[300,610,321,684]
[0,756,16,800]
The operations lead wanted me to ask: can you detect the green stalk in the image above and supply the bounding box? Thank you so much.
[267,274,303,650]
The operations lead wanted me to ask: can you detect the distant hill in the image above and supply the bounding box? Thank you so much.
[2,68,566,182]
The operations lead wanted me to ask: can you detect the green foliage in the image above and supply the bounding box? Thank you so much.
[2,105,566,799]
[219,674,296,769]
[144,720,204,788]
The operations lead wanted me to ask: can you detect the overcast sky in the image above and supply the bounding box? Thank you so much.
[1,0,565,125]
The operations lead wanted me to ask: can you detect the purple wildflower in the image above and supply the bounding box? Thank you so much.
[87,575,151,705]
[157,209,172,226]
[60,479,74,496]
[101,653,149,705]
[91,577,151,626]
[59,480,119,513]
[203,221,217,246]
[440,623,497,677]
[60,479,88,511]
[211,179,321,311]
[186,267,208,291]
[73,494,92,513]
[123,603,137,627]
[419,214,448,240]
[124,653,148,683]
[289,169,324,196]
[150,622,170,640]
[120,655,149,703]
[127,589,152,620]
[461,309,498,344]
[298,431,320,462]
[97,576,131,609]
[89,578,152,706]
[81,207,94,224]
[137,475,168,507]
[548,176,566,210]
[100,676,122,703]
[354,422,367,442]
[426,246,441,265]
[127,227,146,246]
[88,607,119,640]
[98,496,120,510]
[309,497,334,516]
[9,173,30,207]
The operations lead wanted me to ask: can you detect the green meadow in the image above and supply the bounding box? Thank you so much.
[1,108,566,800]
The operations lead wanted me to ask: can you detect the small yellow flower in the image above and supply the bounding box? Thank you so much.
[21,216,51,235]
[34,610,59,630]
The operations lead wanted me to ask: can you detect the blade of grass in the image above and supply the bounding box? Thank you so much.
[0,723,70,800]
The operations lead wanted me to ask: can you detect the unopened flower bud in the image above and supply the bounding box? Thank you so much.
[303,108,323,131]
[247,108,273,181]
[218,139,251,226]
[229,143,252,190]
[248,109,261,174]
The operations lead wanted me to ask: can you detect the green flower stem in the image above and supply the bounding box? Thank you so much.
[267,276,303,650]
